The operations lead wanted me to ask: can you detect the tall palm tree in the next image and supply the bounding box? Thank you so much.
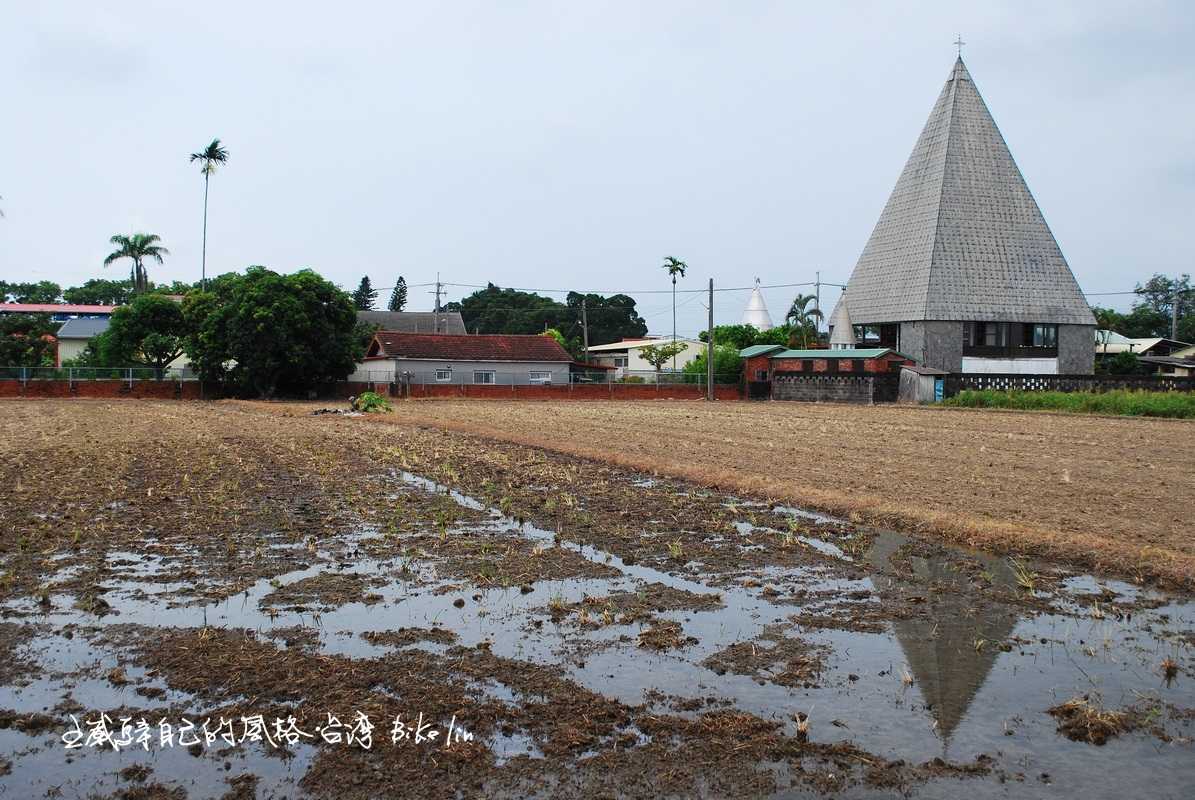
[104,233,169,294]
[661,256,688,371]
[189,138,230,289]
[785,293,824,348]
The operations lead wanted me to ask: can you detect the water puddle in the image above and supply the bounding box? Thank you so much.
[2,467,1192,798]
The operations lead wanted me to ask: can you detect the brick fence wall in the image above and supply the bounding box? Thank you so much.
[400,382,742,401]
[0,380,204,399]
[1,380,741,402]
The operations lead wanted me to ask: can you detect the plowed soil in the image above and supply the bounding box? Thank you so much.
[342,398,1195,588]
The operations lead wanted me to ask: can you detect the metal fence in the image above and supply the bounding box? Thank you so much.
[0,366,198,383]
[353,369,742,387]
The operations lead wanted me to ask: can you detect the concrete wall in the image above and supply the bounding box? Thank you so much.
[56,339,89,367]
[961,357,1058,375]
[1058,324,1096,374]
[771,375,879,403]
[899,321,964,372]
[352,359,571,385]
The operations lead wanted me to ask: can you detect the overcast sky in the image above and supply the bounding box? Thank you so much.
[2,1,1192,335]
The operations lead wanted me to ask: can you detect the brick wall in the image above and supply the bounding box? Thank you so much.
[0,380,203,399]
[401,383,742,401]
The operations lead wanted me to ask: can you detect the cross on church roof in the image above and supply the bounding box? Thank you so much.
[954,35,966,57]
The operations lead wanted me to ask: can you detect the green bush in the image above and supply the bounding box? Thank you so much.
[943,389,1195,419]
[352,391,393,413]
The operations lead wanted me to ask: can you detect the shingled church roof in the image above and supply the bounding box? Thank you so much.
[835,58,1094,326]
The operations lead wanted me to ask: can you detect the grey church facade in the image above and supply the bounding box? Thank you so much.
[832,58,1095,375]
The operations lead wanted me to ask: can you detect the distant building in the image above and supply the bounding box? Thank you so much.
[739,344,914,403]
[54,318,110,367]
[1093,332,1190,357]
[353,331,572,385]
[740,279,774,331]
[832,57,1095,375]
[584,337,706,379]
[356,310,467,335]
[0,303,116,321]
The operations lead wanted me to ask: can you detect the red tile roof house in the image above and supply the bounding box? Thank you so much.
[353,331,574,386]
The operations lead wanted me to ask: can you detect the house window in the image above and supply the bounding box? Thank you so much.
[473,370,496,385]
[1030,324,1057,348]
[434,368,452,382]
[528,370,552,384]
[613,356,628,368]
[754,369,768,382]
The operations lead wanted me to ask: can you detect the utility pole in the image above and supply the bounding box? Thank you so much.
[581,298,589,362]
[706,278,714,401]
[430,272,444,333]
[1173,280,1181,341]
[814,270,821,336]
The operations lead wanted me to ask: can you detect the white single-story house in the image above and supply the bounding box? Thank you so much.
[55,318,111,366]
[54,316,190,372]
[352,331,573,385]
[1094,331,1192,357]
[583,337,706,378]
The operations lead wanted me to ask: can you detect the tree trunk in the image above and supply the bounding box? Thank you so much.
[201,173,210,289]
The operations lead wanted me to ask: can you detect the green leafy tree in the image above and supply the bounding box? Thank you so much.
[352,276,378,310]
[1095,351,1148,375]
[682,343,743,383]
[698,324,764,352]
[542,328,568,350]
[661,256,687,369]
[183,267,360,398]
[2,281,62,304]
[638,341,687,373]
[388,276,408,311]
[101,294,188,372]
[355,319,381,351]
[104,233,169,294]
[189,138,230,288]
[564,292,648,346]
[445,284,571,335]
[0,315,58,366]
[64,278,135,306]
[785,293,823,348]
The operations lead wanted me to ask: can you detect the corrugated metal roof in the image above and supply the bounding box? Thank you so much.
[834,58,1094,326]
[0,303,116,314]
[738,344,785,358]
[55,318,111,339]
[357,310,467,335]
[369,331,572,362]
[771,348,898,359]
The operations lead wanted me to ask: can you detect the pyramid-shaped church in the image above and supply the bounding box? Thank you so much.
[832,57,1095,374]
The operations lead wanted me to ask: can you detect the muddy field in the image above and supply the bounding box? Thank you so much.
[361,399,1195,589]
[0,399,1192,799]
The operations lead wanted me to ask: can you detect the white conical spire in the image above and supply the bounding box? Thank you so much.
[741,279,774,331]
[828,299,857,349]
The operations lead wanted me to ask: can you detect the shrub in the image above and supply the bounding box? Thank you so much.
[352,391,393,413]
[943,389,1195,419]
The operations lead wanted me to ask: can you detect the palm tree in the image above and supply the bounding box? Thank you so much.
[661,256,688,370]
[189,138,230,289]
[785,293,824,348]
[104,234,169,294]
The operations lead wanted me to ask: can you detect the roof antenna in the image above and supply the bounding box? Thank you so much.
[954,35,966,58]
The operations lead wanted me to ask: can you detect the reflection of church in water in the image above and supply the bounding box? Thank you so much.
[866,533,1020,743]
